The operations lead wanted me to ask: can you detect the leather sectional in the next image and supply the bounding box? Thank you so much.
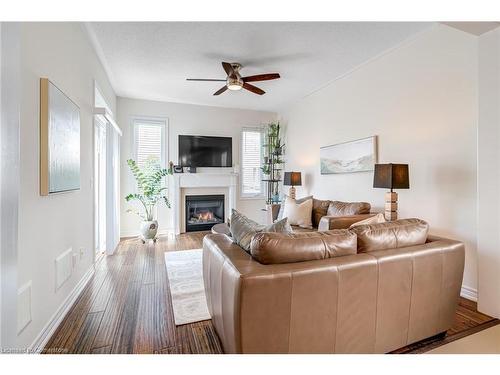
[202,218,465,353]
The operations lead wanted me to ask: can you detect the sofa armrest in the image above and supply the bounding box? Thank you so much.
[318,214,375,231]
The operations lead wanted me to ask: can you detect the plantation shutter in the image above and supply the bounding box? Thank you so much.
[241,129,263,197]
[134,120,165,167]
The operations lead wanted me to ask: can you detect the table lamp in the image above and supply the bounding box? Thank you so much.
[373,163,409,221]
[283,172,302,199]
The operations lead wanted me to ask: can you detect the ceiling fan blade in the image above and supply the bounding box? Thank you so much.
[213,86,228,96]
[242,73,281,82]
[222,62,234,76]
[186,78,226,82]
[243,83,265,95]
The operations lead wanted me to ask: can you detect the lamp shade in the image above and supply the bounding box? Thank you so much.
[373,164,409,190]
[284,171,302,186]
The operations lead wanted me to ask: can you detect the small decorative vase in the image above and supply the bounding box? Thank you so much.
[140,220,158,243]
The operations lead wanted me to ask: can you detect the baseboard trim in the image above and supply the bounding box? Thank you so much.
[29,265,95,353]
[120,228,174,240]
[461,285,478,302]
[120,231,139,238]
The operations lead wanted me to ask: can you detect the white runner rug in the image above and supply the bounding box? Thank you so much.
[164,249,210,325]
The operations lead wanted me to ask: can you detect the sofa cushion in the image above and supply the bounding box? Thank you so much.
[349,213,386,228]
[350,218,429,253]
[230,209,292,252]
[277,195,313,221]
[312,198,331,227]
[327,201,371,217]
[319,214,376,231]
[250,230,357,264]
[282,196,313,228]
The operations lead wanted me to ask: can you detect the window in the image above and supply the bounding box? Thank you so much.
[133,118,167,167]
[241,128,264,198]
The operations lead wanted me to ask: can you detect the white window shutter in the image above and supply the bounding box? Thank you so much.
[134,121,164,167]
[241,129,263,197]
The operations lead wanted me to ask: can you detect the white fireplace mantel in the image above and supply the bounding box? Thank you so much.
[168,172,238,234]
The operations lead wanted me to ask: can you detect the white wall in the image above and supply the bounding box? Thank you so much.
[0,22,21,349]
[280,25,479,292]
[477,28,500,318]
[16,23,116,348]
[118,97,276,236]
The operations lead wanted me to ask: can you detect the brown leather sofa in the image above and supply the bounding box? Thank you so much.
[274,198,374,231]
[202,219,465,353]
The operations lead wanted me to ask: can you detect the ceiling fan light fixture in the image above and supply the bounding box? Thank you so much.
[227,83,242,91]
[226,77,243,91]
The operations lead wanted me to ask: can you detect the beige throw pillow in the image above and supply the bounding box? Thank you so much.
[282,196,313,228]
[277,195,313,221]
[230,209,292,252]
[349,213,386,228]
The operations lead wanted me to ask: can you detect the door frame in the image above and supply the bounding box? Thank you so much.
[0,22,21,349]
[93,115,107,262]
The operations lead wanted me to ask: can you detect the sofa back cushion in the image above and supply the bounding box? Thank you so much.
[327,200,371,217]
[312,198,331,227]
[250,230,357,264]
[230,209,292,252]
[349,218,429,253]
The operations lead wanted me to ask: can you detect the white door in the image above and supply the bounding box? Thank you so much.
[94,118,107,255]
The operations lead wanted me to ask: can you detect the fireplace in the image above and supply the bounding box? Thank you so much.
[185,194,225,232]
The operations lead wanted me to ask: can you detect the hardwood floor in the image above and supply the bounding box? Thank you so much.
[44,232,497,354]
[44,231,222,354]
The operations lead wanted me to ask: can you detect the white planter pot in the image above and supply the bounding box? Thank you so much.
[140,220,158,243]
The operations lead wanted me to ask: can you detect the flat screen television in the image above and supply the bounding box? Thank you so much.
[178,135,232,167]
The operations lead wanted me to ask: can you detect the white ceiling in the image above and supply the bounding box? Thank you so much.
[88,22,432,112]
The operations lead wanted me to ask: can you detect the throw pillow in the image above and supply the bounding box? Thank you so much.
[230,209,292,252]
[349,213,386,228]
[282,196,313,228]
[277,195,313,221]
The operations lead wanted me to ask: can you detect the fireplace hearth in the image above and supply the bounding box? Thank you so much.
[185,194,225,232]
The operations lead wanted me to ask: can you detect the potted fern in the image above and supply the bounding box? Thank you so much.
[125,158,172,243]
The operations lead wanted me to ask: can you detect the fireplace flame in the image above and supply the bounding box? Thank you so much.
[197,211,214,221]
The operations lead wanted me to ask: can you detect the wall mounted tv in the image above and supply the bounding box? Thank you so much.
[178,135,233,167]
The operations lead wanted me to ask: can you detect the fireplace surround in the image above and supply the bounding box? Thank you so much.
[185,194,225,232]
[168,172,237,234]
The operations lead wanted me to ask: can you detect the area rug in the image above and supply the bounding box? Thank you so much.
[164,249,210,325]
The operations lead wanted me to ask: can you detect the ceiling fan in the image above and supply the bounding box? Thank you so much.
[186,62,280,96]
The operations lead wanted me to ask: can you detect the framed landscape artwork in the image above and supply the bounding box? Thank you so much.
[40,78,81,195]
[320,136,377,174]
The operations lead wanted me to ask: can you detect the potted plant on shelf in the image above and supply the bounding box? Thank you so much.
[125,158,172,243]
[261,122,285,204]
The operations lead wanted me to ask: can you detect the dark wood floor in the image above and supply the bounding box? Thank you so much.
[44,232,497,354]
